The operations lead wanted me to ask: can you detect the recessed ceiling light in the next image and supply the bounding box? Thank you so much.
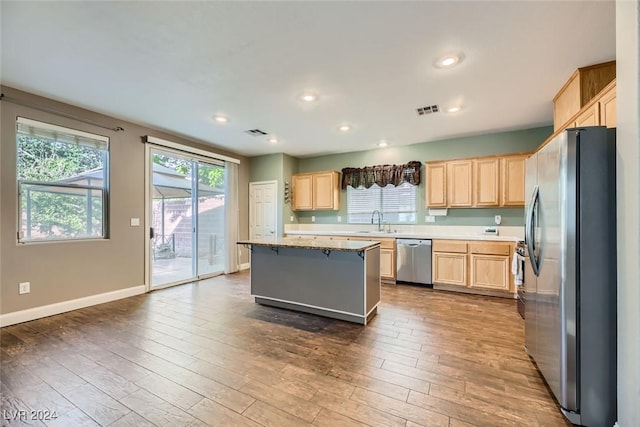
[447,106,462,113]
[338,124,351,132]
[268,137,279,144]
[300,93,318,102]
[214,115,228,123]
[435,53,463,69]
[377,140,389,148]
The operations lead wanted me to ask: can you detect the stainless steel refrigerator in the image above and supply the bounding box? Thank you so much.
[524,126,617,426]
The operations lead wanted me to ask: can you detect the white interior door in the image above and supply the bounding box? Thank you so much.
[250,181,277,240]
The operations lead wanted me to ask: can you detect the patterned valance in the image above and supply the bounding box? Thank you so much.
[341,161,421,189]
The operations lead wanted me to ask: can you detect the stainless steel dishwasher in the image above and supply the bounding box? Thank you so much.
[396,239,432,285]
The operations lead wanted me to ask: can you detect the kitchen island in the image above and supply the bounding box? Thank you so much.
[237,238,381,325]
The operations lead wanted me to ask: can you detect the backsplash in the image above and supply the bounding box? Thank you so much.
[285,223,525,240]
[294,207,526,227]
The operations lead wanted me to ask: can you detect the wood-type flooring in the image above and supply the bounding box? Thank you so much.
[0,271,570,426]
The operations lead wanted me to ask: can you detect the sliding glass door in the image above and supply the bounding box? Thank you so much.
[150,149,225,288]
[196,162,225,276]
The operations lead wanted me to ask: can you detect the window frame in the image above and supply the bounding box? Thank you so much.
[16,117,110,244]
[346,182,418,224]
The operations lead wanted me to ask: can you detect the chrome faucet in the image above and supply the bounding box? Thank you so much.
[371,210,383,231]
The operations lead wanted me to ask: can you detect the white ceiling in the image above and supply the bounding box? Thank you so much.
[1,1,615,158]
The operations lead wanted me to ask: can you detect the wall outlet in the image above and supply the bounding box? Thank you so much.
[337,216,342,222]
[290,216,294,222]
[484,226,499,235]
[19,282,30,294]
[494,215,502,225]
[425,215,436,223]
[311,216,316,223]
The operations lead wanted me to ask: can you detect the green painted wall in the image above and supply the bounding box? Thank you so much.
[294,126,552,226]
[298,126,551,170]
[249,153,283,183]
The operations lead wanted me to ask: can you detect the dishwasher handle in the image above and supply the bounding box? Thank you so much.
[397,239,432,247]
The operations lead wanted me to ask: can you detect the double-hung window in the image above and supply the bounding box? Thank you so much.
[16,117,109,242]
[347,182,417,224]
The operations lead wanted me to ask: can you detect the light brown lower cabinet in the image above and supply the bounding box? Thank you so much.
[380,248,396,280]
[469,254,510,291]
[350,237,395,282]
[432,239,515,295]
[433,252,467,286]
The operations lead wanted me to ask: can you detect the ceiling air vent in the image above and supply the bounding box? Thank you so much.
[245,129,268,136]
[416,105,440,116]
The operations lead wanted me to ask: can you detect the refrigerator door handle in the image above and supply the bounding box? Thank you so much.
[525,185,540,277]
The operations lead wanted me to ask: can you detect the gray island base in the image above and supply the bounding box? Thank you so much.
[237,238,381,325]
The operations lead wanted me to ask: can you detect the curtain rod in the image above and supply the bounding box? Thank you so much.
[0,93,124,133]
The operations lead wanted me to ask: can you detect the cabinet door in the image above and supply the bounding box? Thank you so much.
[469,254,510,291]
[574,103,600,127]
[312,171,338,210]
[501,155,527,206]
[433,252,467,286]
[599,84,616,128]
[380,249,395,280]
[473,158,499,206]
[292,174,313,210]
[426,162,447,207]
[448,160,473,207]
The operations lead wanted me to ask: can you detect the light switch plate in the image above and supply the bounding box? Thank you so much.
[337,216,342,222]
[425,215,436,223]
[130,218,140,227]
[311,216,315,223]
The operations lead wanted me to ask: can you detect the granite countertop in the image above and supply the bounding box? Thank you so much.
[237,238,380,252]
[285,230,522,242]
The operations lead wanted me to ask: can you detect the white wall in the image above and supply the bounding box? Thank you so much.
[616,1,640,425]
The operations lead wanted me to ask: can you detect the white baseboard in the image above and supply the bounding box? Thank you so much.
[239,262,250,271]
[0,285,146,328]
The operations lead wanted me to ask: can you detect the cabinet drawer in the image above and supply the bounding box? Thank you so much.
[377,238,395,249]
[348,237,395,249]
[469,242,511,256]
[433,240,467,253]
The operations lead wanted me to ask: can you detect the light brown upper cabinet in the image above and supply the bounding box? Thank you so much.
[473,158,500,207]
[574,103,600,127]
[292,174,313,210]
[312,171,340,210]
[448,160,473,207]
[426,162,447,207]
[501,155,527,206]
[427,154,528,208]
[553,60,616,131]
[292,171,340,211]
[599,82,616,128]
